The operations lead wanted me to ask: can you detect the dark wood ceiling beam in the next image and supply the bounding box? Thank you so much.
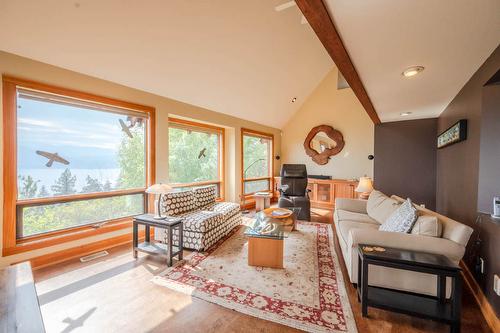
[296,0,381,124]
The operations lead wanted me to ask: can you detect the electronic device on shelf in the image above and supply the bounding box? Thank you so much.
[308,175,332,180]
[492,196,500,219]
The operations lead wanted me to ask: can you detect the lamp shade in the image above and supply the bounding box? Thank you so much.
[355,177,373,193]
[145,183,173,195]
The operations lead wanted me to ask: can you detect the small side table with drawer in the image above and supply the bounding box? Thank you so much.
[133,213,183,266]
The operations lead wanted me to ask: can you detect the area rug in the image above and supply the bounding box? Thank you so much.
[152,220,358,333]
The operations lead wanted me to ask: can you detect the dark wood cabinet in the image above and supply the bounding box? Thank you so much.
[274,177,358,209]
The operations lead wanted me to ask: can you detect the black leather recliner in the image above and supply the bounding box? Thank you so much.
[277,164,311,221]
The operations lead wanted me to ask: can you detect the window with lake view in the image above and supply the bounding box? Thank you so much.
[13,87,150,238]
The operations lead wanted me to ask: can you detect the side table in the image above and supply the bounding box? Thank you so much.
[253,192,273,211]
[133,214,183,266]
[357,244,462,333]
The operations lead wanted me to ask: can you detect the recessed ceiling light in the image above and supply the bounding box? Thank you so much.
[400,112,412,116]
[402,66,425,78]
[291,97,297,103]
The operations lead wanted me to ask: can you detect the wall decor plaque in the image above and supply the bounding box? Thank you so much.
[304,125,345,165]
[437,119,467,149]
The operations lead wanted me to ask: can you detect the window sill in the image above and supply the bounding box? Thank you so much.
[3,217,134,256]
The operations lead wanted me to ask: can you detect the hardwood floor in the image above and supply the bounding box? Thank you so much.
[33,208,491,333]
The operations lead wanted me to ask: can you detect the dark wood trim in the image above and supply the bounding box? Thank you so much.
[460,261,500,332]
[295,0,381,124]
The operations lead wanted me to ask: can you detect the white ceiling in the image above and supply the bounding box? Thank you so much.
[325,0,500,122]
[0,0,332,128]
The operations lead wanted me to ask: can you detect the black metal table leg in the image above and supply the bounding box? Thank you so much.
[166,226,173,266]
[145,225,150,243]
[437,274,446,303]
[133,221,138,259]
[361,259,369,317]
[178,223,184,260]
[451,273,462,333]
[357,254,362,302]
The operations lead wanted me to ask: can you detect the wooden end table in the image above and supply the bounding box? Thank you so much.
[133,214,183,266]
[357,244,462,333]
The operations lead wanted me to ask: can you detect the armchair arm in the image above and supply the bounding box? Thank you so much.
[348,228,466,262]
[335,198,367,214]
[277,184,289,195]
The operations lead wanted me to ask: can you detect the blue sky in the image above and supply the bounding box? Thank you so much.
[17,97,134,169]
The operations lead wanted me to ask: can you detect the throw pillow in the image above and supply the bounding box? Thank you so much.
[366,190,400,224]
[411,215,442,237]
[379,198,418,233]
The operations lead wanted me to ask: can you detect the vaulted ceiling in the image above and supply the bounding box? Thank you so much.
[1,1,499,126]
[323,0,500,122]
[0,0,332,128]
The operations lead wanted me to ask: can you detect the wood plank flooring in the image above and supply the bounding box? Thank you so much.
[33,208,491,333]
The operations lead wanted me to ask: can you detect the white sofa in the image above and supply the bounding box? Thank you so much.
[334,190,473,297]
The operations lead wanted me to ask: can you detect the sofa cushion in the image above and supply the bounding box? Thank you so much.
[203,202,240,220]
[379,198,418,233]
[336,209,378,225]
[366,190,400,224]
[177,210,224,233]
[337,219,379,245]
[193,185,216,207]
[411,215,442,238]
[161,190,197,216]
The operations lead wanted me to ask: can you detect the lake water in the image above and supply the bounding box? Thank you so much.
[18,168,121,192]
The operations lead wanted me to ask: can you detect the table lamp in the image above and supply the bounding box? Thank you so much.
[146,183,173,219]
[355,176,373,200]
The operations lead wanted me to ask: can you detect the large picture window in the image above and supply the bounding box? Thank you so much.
[168,118,224,198]
[241,128,273,196]
[2,76,155,253]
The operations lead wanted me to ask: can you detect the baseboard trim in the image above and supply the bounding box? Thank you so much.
[460,261,499,332]
[26,229,148,270]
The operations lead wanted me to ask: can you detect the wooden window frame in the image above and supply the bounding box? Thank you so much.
[241,128,274,199]
[2,76,156,256]
[168,117,225,200]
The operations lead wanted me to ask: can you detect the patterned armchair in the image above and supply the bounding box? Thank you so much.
[154,185,242,251]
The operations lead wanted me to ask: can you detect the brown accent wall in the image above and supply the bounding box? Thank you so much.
[436,46,500,315]
[374,118,437,210]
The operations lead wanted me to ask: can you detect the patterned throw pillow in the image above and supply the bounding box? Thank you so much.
[161,190,197,216]
[379,198,418,233]
[193,185,217,207]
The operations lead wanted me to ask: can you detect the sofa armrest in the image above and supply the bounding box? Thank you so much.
[348,228,466,262]
[335,198,367,214]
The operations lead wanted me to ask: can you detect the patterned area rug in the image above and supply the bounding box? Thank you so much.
[152,220,357,333]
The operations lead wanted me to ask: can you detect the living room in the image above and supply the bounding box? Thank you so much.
[1,1,499,333]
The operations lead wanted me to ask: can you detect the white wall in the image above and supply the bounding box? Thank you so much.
[281,67,374,179]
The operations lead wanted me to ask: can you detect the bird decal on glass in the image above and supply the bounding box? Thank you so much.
[119,119,133,138]
[198,148,207,159]
[36,150,70,167]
